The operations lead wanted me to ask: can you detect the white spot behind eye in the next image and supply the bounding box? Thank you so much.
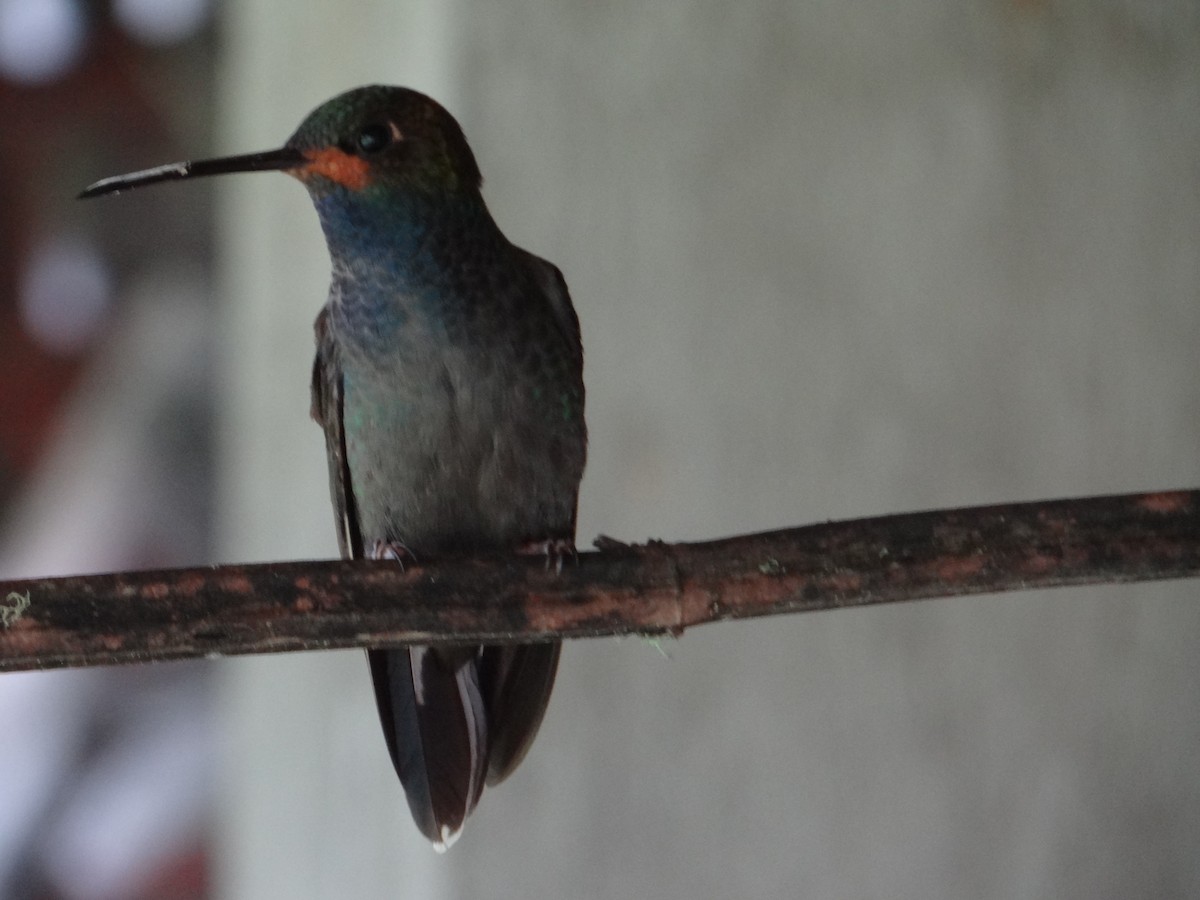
[388,121,404,142]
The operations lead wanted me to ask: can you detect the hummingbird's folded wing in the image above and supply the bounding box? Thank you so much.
[311,304,363,559]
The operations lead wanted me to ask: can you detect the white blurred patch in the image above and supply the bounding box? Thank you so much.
[40,668,215,900]
[113,0,210,46]
[19,234,114,356]
[0,0,84,84]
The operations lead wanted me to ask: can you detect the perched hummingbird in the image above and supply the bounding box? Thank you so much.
[82,86,587,849]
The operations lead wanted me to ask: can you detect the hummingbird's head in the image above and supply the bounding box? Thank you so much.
[284,85,483,201]
[79,85,483,205]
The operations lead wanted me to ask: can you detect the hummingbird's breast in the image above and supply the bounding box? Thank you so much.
[327,253,585,555]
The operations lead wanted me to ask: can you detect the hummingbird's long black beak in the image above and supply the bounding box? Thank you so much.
[79,146,307,199]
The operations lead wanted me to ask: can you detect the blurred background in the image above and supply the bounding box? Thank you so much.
[0,0,1197,898]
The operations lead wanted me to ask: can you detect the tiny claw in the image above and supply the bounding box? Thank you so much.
[369,539,418,568]
[516,538,576,573]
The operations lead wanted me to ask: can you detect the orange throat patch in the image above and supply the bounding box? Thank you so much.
[296,147,371,190]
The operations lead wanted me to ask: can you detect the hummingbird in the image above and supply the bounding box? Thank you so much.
[81,85,587,850]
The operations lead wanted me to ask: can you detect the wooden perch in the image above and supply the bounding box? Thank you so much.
[0,489,1196,673]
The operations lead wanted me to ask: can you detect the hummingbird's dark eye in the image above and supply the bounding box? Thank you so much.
[356,123,392,155]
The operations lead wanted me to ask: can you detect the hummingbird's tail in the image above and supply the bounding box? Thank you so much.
[369,646,487,850]
[479,642,561,784]
[369,641,560,849]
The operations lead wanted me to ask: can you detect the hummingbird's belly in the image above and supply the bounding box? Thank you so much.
[341,368,581,554]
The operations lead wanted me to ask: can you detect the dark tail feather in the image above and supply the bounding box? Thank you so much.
[478,642,561,785]
[369,646,487,851]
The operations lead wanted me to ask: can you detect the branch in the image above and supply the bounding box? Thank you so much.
[0,489,1196,672]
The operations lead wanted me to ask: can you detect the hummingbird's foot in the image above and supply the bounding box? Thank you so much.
[517,537,576,574]
[369,539,418,569]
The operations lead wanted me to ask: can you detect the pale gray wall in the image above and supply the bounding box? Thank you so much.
[216,2,1200,898]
